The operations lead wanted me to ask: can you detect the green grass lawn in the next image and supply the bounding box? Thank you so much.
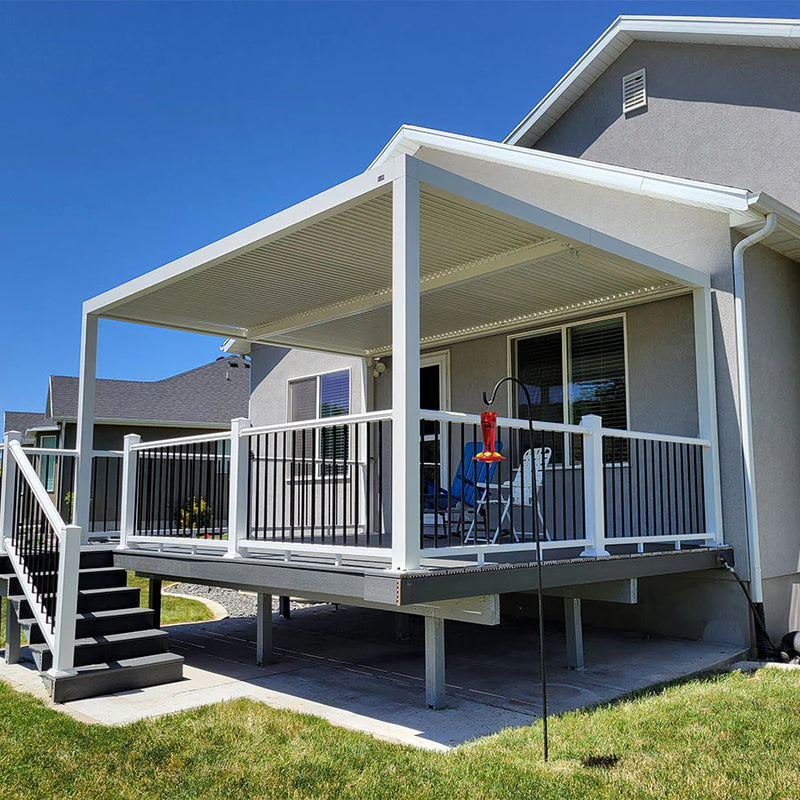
[126,573,212,626]
[1,668,799,799]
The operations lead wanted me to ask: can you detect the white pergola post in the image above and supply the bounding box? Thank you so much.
[693,286,724,545]
[74,312,98,541]
[391,156,421,572]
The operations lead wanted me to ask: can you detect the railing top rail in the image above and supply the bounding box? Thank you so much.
[130,430,232,451]
[243,410,393,438]
[600,428,711,448]
[21,447,79,457]
[7,440,68,536]
[420,408,587,436]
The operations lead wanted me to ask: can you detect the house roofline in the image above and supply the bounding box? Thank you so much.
[505,14,800,148]
[371,124,755,214]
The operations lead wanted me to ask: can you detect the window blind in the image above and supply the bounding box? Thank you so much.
[568,318,626,429]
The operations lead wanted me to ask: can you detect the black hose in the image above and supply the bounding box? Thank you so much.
[717,555,779,660]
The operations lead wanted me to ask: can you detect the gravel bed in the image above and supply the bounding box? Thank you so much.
[163,583,318,617]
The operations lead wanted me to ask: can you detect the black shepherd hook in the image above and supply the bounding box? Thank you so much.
[484,376,549,762]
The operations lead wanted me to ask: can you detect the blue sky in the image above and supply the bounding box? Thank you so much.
[3,0,799,416]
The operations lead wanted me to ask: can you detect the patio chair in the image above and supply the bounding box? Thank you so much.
[473,447,552,543]
[422,440,503,538]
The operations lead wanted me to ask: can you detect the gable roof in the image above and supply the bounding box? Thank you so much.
[505,15,800,149]
[372,125,800,265]
[46,356,250,427]
[3,411,57,439]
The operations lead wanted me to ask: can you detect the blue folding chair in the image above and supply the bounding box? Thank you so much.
[422,440,503,539]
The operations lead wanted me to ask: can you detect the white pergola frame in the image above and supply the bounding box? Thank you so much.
[75,154,724,568]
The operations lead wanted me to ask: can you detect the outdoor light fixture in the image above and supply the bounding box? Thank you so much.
[474,411,505,463]
[482,377,549,762]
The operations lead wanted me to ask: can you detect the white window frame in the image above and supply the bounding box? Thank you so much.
[420,350,451,485]
[506,313,630,465]
[286,366,354,423]
[286,368,353,477]
[39,434,58,492]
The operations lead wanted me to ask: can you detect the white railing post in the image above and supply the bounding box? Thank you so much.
[0,432,21,552]
[226,418,252,558]
[580,415,609,558]
[49,524,81,676]
[118,433,141,550]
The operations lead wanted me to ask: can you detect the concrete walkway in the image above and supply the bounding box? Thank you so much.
[1,605,747,751]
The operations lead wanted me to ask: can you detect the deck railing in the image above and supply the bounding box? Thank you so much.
[117,410,719,567]
[241,412,392,556]
[418,410,590,557]
[0,433,81,674]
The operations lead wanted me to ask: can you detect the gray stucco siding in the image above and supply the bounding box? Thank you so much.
[249,345,367,427]
[743,240,800,592]
[533,41,800,209]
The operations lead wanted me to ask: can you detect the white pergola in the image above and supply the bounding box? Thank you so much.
[76,154,723,568]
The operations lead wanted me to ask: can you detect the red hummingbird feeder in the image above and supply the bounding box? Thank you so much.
[474,411,505,463]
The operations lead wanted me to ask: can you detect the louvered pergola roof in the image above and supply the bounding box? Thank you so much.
[85,156,707,356]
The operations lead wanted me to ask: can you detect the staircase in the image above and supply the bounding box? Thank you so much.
[1,548,183,702]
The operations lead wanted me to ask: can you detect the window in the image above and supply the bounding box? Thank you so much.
[288,370,350,471]
[513,316,627,461]
[39,434,57,492]
[622,68,647,114]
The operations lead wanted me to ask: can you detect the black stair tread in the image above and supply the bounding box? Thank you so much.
[61,651,184,675]
[18,607,153,628]
[28,628,169,654]
[77,566,127,576]
[77,607,153,622]
[79,586,139,597]
[42,652,184,702]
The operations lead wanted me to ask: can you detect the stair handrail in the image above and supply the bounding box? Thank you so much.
[0,432,81,675]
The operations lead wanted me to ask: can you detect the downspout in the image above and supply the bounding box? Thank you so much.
[732,211,777,656]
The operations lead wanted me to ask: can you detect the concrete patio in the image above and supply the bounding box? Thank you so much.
[1,604,747,751]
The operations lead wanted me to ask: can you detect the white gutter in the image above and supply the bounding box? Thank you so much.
[732,211,777,605]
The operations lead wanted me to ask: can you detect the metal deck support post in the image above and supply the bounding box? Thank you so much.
[74,312,98,542]
[564,597,584,670]
[580,415,609,557]
[226,418,252,558]
[149,578,162,628]
[119,433,141,550]
[279,595,291,620]
[424,616,445,709]
[395,612,412,642]
[0,431,22,550]
[256,593,273,665]
[4,599,20,665]
[693,286,725,546]
[391,156,421,572]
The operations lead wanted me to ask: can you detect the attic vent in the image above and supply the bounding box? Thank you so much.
[622,68,647,114]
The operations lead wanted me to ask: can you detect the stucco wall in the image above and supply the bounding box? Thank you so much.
[249,344,366,426]
[533,41,800,209]
[743,239,800,637]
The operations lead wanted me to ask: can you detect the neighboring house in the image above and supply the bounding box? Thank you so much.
[5,15,800,704]
[4,355,251,449]
[3,355,250,529]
